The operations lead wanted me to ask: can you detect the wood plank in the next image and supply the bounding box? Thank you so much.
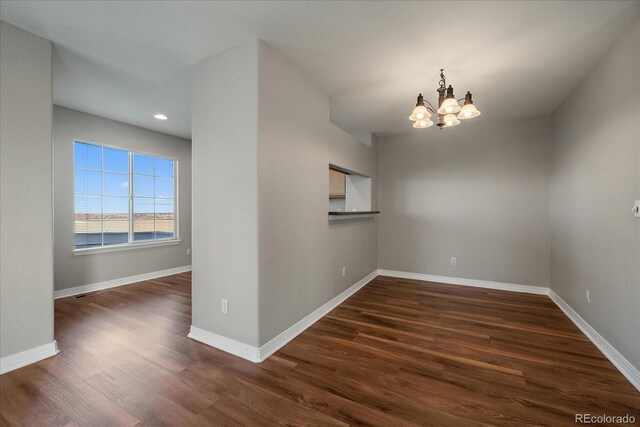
[1,272,638,426]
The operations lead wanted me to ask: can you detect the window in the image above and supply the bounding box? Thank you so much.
[74,141,177,250]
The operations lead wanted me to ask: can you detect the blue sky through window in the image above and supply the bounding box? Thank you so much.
[74,143,175,214]
[104,147,128,172]
[74,142,101,170]
[74,141,176,248]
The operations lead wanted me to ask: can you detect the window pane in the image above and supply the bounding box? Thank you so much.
[155,177,173,199]
[133,154,154,176]
[133,217,154,241]
[104,147,129,173]
[154,220,174,239]
[75,170,101,196]
[75,142,102,170]
[102,196,128,217]
[133,175,154,197]
[133,197,154,241]
[75,219,102,248]
[133,197,154,216]
[103,232,128,245]
[133,230,155,241]
[155,198,174,220]
[103,172,129,197]
[75,195,101,216]
[102,220,128,233]
[75,219,89,248]
[155,158,174,178]
[103,220,128,245]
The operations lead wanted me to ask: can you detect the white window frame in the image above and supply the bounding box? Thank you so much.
[73,139,180,255]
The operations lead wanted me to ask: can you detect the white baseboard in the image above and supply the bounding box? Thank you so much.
[53,265,192,299]
[1,341,59,375]
[548,290,640,392]
[188,326,261,362]
[188,269,378,363]
[258,269,378,361]
[377,269,549,295]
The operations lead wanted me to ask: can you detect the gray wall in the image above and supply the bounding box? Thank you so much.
[53,106,192,291]
[257,42,378,345]
[192,41,261,346]
[0,21,54,358]
[550,18,640,368]
[191,41,377,347]
[378,117,551,288]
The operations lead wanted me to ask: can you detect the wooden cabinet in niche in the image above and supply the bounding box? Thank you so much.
[329,169,346,198]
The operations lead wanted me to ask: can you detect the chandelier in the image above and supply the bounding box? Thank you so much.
[409,69,481,129]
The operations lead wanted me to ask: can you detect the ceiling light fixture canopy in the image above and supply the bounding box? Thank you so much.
[154,113,168,120]
[409,69,480,129]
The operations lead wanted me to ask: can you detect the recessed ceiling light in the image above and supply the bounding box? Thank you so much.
[154,113,168,120]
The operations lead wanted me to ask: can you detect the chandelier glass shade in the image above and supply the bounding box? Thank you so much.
[443,114,461,127]
[413,118,434,128]
[409,69,480,129]
[459,103,481,119]
[437,97,461,115]
[409,105,430,121]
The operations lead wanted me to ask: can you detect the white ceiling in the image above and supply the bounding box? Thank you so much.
[1,1,638,139]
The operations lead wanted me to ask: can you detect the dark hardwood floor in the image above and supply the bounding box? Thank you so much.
[1,273,638,426]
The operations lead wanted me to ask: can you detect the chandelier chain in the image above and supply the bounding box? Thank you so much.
[438,69,446,89]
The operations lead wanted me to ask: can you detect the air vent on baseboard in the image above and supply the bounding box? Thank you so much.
[73,292,101,299]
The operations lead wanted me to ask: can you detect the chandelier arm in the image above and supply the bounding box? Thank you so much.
[424,99,438,111]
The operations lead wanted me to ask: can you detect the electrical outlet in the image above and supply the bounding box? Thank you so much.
[450,257,457,266]
[341,266,346,277]
[187,248,191,256]
[586,290,591,304]
[221,299,228,314]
